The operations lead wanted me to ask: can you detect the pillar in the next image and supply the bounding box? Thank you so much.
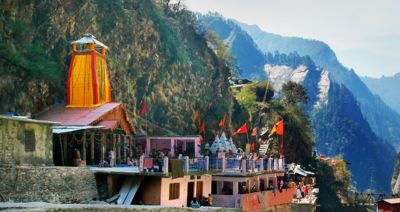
[163,156,169,174]
[113,134,117,164]
[222,155,226,172]
[268,157,272,171]
[184,156,189,173]
[123,135,127,163]
[171,139,175,157]
[260,158,264,172]
[90,132,95,165]
[129,136,133,158]
[117,134,121,164]
[82,130,87,162]
[146,138,151,157]
[63,134,68,165]
[241,160,247,174]
[139,154,144,172]
[205,156,209,171]
[100,133,105,161]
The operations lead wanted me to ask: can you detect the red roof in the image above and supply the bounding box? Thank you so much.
[96,120,118,130]
[36,102,121,126]
[380,198,400,204]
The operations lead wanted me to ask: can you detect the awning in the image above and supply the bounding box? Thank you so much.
[96,120,118,130]
[287,163,314,176]
[52,125,104,134]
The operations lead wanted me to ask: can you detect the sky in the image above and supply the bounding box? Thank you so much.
[185,0,400,78]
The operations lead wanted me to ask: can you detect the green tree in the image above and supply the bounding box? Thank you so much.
[282,81,309,106]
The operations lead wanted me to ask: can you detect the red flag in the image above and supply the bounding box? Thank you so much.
[140,101,147,115]
[199,120,205,134]
[219,113,227,128]
[251,143,255,152]
[276,120,284,136]
[251,128,257,136]
[232,123,248,136]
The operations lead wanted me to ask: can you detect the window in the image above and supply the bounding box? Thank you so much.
[238,182,247,194]
[169,183,180,200]
[197,176,201,179]
[190,175,195,180]
[24,129,36,152]
[222,181,233,195]
[260,179,265,191]
[212,181,217,194]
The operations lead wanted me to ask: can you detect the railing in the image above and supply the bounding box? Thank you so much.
[209,158,223,170]
[138,156,284,175]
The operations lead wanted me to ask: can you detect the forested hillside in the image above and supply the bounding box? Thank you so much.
[198,13,396,192]
[0,0,238,138]
[239,21,400,149]
[362,74,400,115]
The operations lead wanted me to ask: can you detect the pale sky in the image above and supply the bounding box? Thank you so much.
[185,0,400,78]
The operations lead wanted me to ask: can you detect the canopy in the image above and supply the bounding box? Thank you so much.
[71,34,109,49]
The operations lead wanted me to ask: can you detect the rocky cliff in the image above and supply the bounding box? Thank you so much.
[0,0,238,137]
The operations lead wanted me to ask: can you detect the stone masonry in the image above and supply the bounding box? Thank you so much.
[0,166,98,203]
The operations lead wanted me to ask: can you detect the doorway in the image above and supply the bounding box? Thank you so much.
[187,182,194,206]
[196,181,203,199]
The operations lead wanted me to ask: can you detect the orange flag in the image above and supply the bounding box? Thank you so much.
[251,128,257,136]
[276,119,284,135]
[232,123,248,136]
[269,119,284,137]
[199,120,205,134]
[219,113,227,128]
[140,101,147,115]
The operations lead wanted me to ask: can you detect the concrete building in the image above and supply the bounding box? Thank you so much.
[0,115,58,166]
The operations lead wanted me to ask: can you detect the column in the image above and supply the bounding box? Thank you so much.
[260,158,264,172]
[241,160,247,174]
[139,154,144,172]
[222,155,226,172]
[146,138,151,157]
[268,157,272,171]
[90,132,95,164]
[170,139,175,157]
[184,156,189,173]
[100,133,105,161]
[82,130,87,162]
[117,135,121,164]
[123,135,127,163]
[63,134,68,165]
[163,156,169,174]
[205,156,209,171]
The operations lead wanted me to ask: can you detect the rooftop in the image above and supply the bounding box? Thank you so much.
[36,102,122,126]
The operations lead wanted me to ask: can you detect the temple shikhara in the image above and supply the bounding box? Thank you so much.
[1,34,318,211]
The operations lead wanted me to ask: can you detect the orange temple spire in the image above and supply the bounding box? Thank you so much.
[66,34,112,108]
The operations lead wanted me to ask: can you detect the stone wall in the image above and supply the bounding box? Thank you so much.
[0,116,55,166]
[0,166,98,203]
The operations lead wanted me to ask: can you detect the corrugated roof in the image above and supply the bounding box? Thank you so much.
[36,102,121,126]
[0,115,59,125]
[96,120,118,130]
[52,125,104,134]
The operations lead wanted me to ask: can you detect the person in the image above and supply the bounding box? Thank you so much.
[191,198,200,208]
[127,157,133,166]
[279,179,284,192]
[208,193,212,206]
[296,185,302,199]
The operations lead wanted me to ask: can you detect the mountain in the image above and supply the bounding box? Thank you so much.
[197,13,266,81]
[239,22,400,149]
[362,74,400,114]
[265,61,395,192]
[198,13,396,192]
[0,0,239,138]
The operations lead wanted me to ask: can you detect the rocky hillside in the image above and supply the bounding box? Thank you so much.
[239,22,400,149]
[0,0,241,137]
[197,13,266,81]
[198,13,396,192]
[362,74,400,115]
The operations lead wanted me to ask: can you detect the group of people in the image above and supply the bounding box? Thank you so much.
[190,194,212,208]
[295,182,318,199]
